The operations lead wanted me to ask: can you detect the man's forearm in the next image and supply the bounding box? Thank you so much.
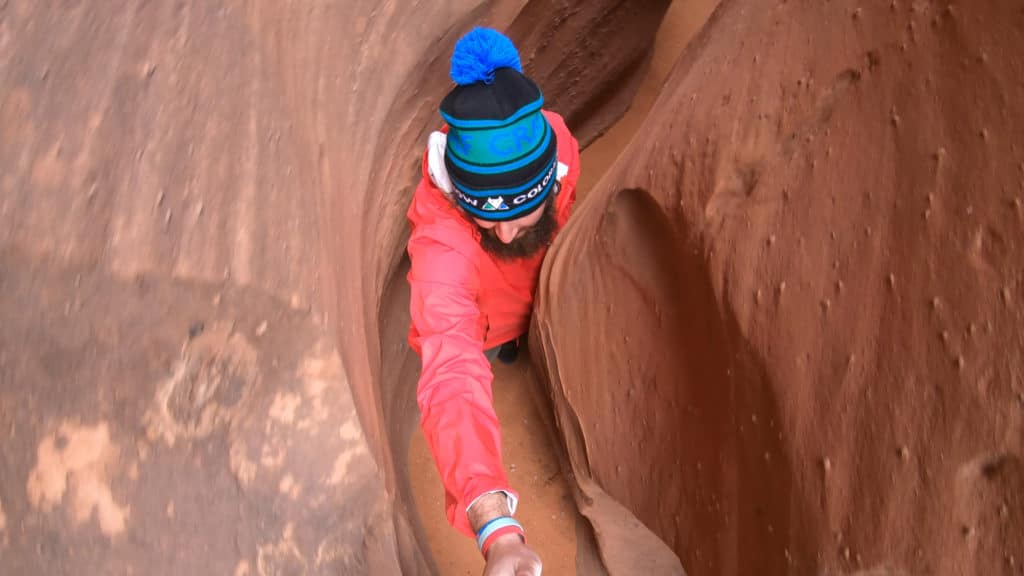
[468,492,511,533]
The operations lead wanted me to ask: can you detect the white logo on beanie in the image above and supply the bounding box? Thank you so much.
[510,161,555,205]
[484,197,509,211]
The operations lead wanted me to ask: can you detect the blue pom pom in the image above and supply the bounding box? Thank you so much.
[450,27,522,86]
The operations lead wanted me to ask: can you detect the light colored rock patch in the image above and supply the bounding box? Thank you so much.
[234,560,252,576]
[296,347,342,431]
[314,531,357,570]
[328,443,370,486]
[257,522,307,576]
[338,418,363,443]
[268,392,302,425]
[229,439,257,487]
[259,442,286,469]
[145,323,258,447]
[278,474,302,499]
[0,495,6,533]
[26,421,130,537]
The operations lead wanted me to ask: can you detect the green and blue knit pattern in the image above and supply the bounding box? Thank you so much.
[442,97,556,220]
[443,97,547,171]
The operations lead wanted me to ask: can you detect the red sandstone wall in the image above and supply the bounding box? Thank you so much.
[0,1,667,573]
[533,1,1024,574]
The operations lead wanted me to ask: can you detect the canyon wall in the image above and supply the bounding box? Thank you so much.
[533,0,1024,574]
[0,1,667,573]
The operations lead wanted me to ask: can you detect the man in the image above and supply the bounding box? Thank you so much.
[407,28,580,576]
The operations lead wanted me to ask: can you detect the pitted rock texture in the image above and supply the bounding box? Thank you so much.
[532,0,1024,574]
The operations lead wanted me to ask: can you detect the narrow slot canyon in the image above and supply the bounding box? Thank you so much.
[403,3,719,573]
[2,1,1023,575]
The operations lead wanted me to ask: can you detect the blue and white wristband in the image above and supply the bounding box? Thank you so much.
[476,516,523,551]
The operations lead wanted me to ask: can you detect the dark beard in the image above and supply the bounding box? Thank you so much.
[479,200,558,261]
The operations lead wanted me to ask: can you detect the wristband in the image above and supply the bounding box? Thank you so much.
[475,516,523,552]
[481,524,525,558]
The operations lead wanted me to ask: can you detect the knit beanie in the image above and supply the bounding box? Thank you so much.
[441,28,558,222]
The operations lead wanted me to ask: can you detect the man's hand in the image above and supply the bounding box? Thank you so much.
[483,533,542,576]
[469,493,541,575]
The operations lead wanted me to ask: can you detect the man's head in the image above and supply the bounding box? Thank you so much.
[441,28,558,259]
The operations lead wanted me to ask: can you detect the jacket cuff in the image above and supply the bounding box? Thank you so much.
[448,482,520,537]
[467,489,519,517]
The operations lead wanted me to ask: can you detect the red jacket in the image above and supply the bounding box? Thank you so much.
[407,110,579,536]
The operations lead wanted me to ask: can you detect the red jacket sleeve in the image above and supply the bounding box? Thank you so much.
[407,223,515,537]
